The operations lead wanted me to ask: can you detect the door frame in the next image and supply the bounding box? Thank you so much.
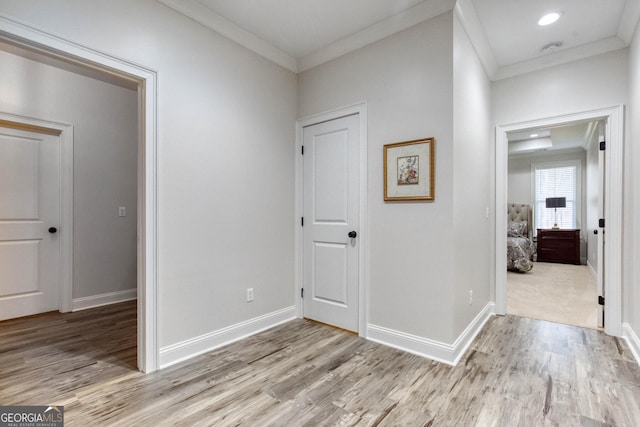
[0,15,160,372]
[295,102,368,336]
[495,105,624,337]
[0,114,74,314]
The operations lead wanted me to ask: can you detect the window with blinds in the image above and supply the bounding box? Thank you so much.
[534,163,578,232]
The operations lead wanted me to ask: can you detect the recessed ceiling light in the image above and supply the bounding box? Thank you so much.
[538,12,560,26]
[530,133,539,138]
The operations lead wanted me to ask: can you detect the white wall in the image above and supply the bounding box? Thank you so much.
[0,49,138,300]
[492,49,628,125]
[0,0,297,349]
[628,20,640,336]
[299,12,456,342]
[452,13,492,337]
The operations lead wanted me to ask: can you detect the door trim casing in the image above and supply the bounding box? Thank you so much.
[0,14,160,372]
[295,102,368,336]
[0,114,73,314]
[495,105,624,337]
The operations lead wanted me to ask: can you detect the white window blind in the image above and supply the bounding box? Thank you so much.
[534,165,577,231]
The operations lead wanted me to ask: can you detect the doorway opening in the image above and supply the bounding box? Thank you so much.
[0,17,159,372]
[504,120,603,329]
[495,106,623,338]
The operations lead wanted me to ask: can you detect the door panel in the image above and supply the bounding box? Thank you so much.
[313,242,348,306]
[0,241,39,295]
[313,132,348,222]
[0,127,60,320]
[0,136,39,219]
[303,114,359,332]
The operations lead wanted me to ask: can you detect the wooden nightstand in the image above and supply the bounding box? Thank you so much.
[536,229,580,265]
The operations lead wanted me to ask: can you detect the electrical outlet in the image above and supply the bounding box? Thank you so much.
[118,206,127,217]
[246,288,254,302]
[469,290,473,305]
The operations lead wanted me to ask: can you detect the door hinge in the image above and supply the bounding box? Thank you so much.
[598,296,605,305]
[301,217,304,227]
[301,288,304,298]
[301,145,304,155]
[599,218,605,228]
[599,140,606,151]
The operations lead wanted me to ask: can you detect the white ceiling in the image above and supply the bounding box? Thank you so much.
[197,0,426,58]
[473,0,627,68]
[507,121,601,157]
[158,0,640,77]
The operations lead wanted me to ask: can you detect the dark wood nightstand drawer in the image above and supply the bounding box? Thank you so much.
[539,233,575,241]
[536,229,580,265]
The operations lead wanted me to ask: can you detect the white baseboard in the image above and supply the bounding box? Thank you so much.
[367,302,495,366]
[72,288,137,311]
[159,306,296,369]
[622,323,640,366]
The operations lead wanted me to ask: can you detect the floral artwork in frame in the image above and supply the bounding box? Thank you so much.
[397,155,419,185]
[384,138,434,201]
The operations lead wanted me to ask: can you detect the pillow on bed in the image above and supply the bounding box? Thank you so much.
[508,221,527,237]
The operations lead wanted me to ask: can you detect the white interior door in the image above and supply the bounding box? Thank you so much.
[0,125,60,320]
[596,129,605,328]
[303,114,359,332]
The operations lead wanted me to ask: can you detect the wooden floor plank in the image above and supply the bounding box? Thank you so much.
[1,301,639,426]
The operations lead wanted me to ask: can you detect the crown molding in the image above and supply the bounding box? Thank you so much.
[156,0,637,79]
[618,0,640,45]
[454,0,498,79]
[298,0,455,72]
[156,0,298,72]
[493,36,626,81]
[455,0,638,82]
[156,0,455,74]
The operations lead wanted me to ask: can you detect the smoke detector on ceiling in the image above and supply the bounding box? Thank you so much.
[541,42,563,53]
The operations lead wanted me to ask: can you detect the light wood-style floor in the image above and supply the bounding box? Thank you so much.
[1,301,639,426]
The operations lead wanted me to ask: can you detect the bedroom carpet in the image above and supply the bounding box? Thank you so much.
[507,262,598,329]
